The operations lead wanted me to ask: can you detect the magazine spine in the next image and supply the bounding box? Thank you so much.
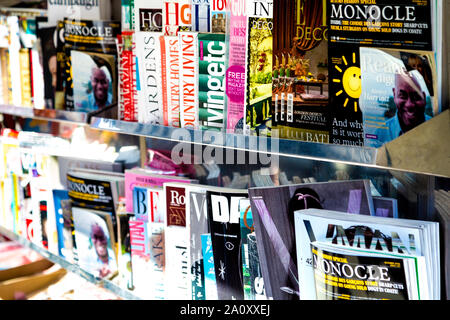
[211,0,227,33]
[163,0,180,36]
[192,0,211,32]
[19,49,32,107]
[245,0,273,136]
[160,35,170,126]
[179,31,199,129]
[166,36,181,127]
[164,183,190,299]
[226,0,248,133]
[136,32,163,124]
[198,33,226,131]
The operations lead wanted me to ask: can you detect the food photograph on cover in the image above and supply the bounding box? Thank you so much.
[0,0,447,304]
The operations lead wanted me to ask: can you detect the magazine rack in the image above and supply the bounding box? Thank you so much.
[1,103,448,177]
[0,104,448,299]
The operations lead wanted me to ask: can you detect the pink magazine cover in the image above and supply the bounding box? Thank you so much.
[125,169,196,213]
[226,0,248,133]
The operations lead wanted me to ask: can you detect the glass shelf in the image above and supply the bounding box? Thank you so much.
[1,104,449,178]
[0,226,141,300]
[0,104,88,124]
[90,116,378,167]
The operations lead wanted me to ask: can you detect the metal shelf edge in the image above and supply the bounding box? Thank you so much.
[0,226,141,300]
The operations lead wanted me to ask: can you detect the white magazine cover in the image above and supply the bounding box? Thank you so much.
[294,209,439,300]
[72,206,118,279]
[134,31,164,124]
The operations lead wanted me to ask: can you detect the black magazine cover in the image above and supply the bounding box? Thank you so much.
[311,243,410,300]
[206,189,248,300]
[248,179,374,300]
[55,20,66,110]
[63,19,120,111]
[67,173,116,213]
[327,0,435,147]
[35,17,56,109]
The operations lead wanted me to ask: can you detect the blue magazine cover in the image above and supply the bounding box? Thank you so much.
[52,189,70,258]
[201,233,218,300]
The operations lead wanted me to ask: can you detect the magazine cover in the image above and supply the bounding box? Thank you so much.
[248,179,375,300]
[201,233,218,300]
[55,20,66,110]
[185,185,210,300]
[122,0,133,31]
[63,19,120,111]
[327,0,435,147]
[198,32,226,131]
[225,0,248,134]
[239,198,253,299]
[294,209,439,300]
[148,221,165,299]
[272,0,329,142]
[29,177,50,250]
[61,196,77,262]
[206,189,248,300]
[134,0,163,32]
[6,16,22,107]
[35,20,56,109]
[211,0,227,33]
[72,206,118,279]
[117,31,137,122]
[163,0,191,35]
[164,182,191,299]
[18,48,32,107]
[239,198,267,300]
[245,0,273,136]
[124,168,196,213]
[164,35,181,127]
[373,196,398,218]
[179,31,199,129]
[47,0,110,25]
[192,0,211,32]
[52,189,70,258]
[132,186,163,223]
[0,48,9,105]
[309,242,415,300]
[359,47,438,148]
[117,212,133,290]
[248,231,267,299]
[134,31,164,124]
[67,171,119,214]
[128,215,153,299]
[67,168,125,243]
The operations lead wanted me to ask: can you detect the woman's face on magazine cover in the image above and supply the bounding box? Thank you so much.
[393,73,426,132]
[91,68,109,103]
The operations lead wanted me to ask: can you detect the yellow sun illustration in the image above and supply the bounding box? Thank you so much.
[333,53,361,112]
